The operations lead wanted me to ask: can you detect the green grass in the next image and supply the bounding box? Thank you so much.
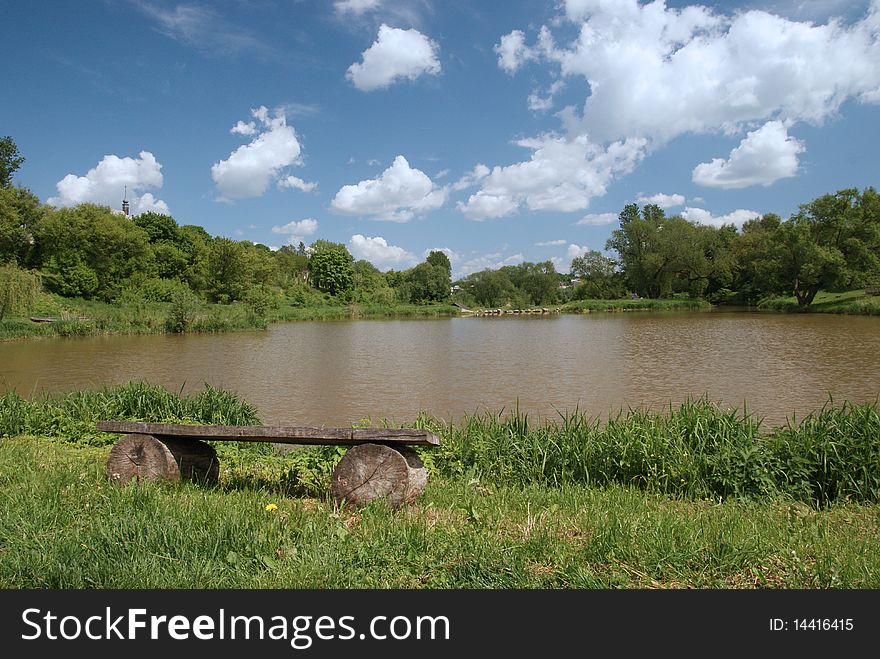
[0,292,268,341]
[758,289,880,315]
[1,436,878,588]
[2,384,879,588]
[0,293,459,341]
[269,302,459,322]
[561,297,711,313]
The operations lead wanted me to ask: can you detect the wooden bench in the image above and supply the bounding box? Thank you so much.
[96,421,440,509]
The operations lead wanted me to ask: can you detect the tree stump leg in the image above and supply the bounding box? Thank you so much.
[330,443,428,509]
[106,433,219,485]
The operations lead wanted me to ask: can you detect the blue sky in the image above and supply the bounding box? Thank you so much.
[4,0,879,278]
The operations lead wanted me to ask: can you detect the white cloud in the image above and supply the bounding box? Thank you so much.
[460,134,647,220]
[636,192,686,209]
[134,192,169,215]
[334,0,382,16]
[498,0,880,191]
[349,234,416,270]
[567,243,590,260]
[211,106,308,200]
[346,24,441,91]
[457,252,525,278]
[495,30,533,74]
[271,218,318,246]
[230,120,257,136]
[330,155,447,222]
[452,164,490,191]
[278,175,317,192]
[692,120,805,188]
[575,212,618,225]
[536,239,568,246]
[681,207,762,228]
[48,151,170,216]
[528,80,565,112]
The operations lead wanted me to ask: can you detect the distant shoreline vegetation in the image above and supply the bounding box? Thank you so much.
[2,137,879,340]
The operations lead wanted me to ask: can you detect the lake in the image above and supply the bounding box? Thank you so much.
[1,309,878,428]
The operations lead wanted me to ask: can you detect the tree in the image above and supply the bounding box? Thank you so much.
[0,136,25,188]
[32,203,152,300]
[501,261,559,305]
[0,185,44,265]
[606,203,665,297]
[308,240,354,296]
[405,261,451,303]
[460,268,517,308]
[570,250,625,299]
[203,237,253,303]
[0,262,41,321]
[735,189,880,308]
[426,250,452,277]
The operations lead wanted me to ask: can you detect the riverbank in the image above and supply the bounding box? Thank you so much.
[0,292,460,341]
[758,289,880,315]
[1,383,878,588]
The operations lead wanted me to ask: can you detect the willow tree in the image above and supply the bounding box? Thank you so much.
[0,262,41,321]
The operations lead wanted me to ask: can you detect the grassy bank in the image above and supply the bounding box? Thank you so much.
[561,297,711,313]
[1,383,879,588]
[269,302,459,322]
[758,289,880,315]
[0,292,459,341]
[0,292,269,341]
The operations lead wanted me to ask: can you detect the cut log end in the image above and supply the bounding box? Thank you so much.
[106,433,219,485]
[331,443,427,510]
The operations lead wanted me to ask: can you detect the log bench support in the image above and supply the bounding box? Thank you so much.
[97,421,439,509]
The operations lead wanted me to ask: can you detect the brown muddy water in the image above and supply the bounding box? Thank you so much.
[1,310,878,428]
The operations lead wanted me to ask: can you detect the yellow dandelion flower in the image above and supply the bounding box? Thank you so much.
[265,503,278,511]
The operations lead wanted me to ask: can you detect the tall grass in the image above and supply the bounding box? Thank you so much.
[421,398,880,507]
[0,381,261,446]
[562,298,710,313]
[1,437,878,588]
[270,303,459,322]
[2,384,878,507]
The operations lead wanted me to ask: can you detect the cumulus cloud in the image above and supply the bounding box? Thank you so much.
[530,1,880,144]
[271,218,318,245]
[692,120,805,188]
[486,0,880,208]
[346,24,441,91]
[681,207,762,228]
[567,243,590,260]
[278,175,317,192]
[528,80,565,112]
[452,164,490,191]
[330,155,447,221]
[48,151,169,215]
[457,252,525,278]
[495,30,533,74]
[536,239,568,246]
[459,134,647,220]
[636,192,686,209]
[349,234,416,270]
[211,106,313,200]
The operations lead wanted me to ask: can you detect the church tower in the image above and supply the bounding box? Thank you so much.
[122,186,130,217]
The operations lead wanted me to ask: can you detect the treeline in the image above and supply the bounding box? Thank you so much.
[0,138,453,322]
[453,187,880,310]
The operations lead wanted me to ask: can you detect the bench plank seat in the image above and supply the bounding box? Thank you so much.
[96,421,441,446]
